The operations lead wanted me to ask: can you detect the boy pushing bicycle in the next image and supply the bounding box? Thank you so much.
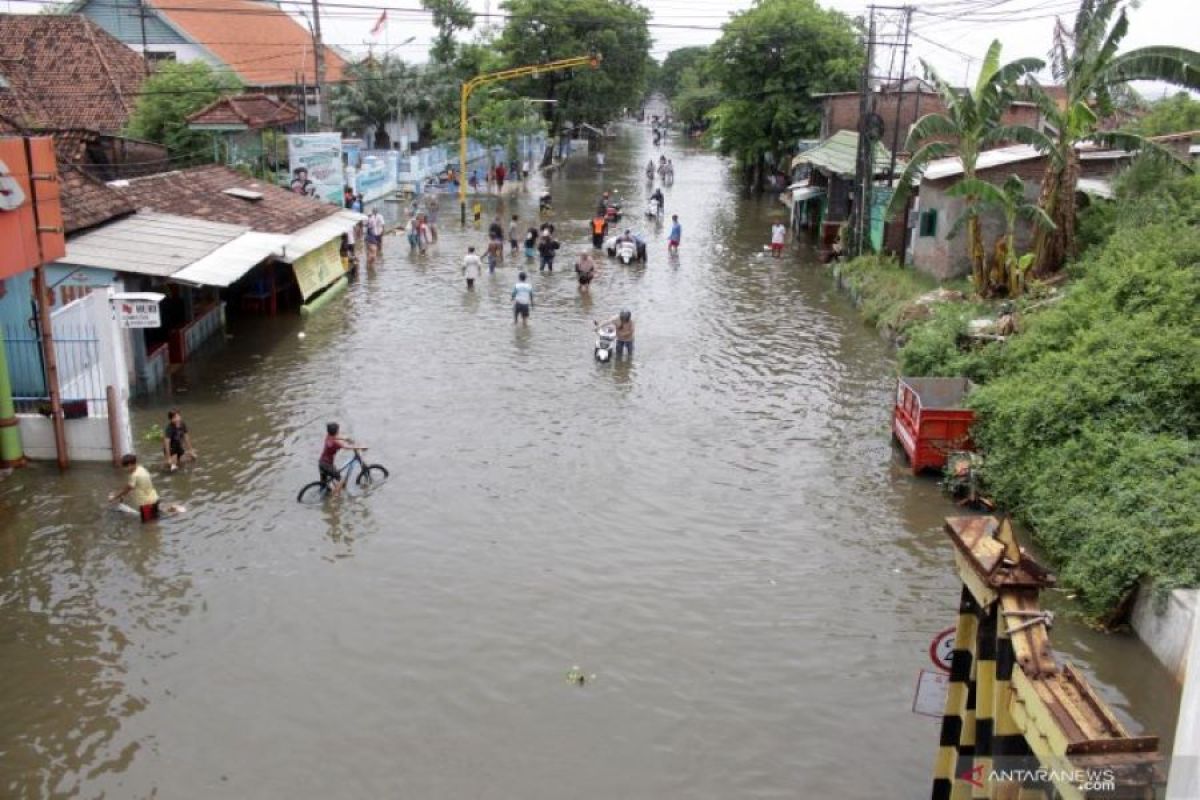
[319,422,367,497]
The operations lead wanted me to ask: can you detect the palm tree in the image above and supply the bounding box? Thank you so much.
[331,56,433,148]
[946,175,1056,297]
[887,40,1048,293]
[1030,0,1200,274]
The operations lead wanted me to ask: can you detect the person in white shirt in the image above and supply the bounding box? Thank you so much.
[511,272,534,325]
[462,246,482,290]
[770,221,787,258]
[366,209,385,266]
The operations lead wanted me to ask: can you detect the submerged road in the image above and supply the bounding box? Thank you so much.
[0,128,1177,798]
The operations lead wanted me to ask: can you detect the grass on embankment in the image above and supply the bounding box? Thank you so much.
[838,172,1200,621]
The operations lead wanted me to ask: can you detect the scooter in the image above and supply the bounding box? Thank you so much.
[605,202,622,223]
[594,324,617,362]
[644,201,662,220]
[615,239,637,265]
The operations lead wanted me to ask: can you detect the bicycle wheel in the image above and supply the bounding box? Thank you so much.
[356,464,389,488]
[297,481,330,504]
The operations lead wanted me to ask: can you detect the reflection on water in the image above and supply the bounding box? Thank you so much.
[0,128,1177,799]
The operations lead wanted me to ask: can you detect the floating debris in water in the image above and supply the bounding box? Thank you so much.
[566,666,596,686]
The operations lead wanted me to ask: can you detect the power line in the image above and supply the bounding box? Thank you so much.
[2,0,732,31]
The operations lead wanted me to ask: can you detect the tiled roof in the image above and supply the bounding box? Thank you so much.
[187,93,301,129]
[147,0,348,87]
[0,14,145,133]
[111,164,336,234]
[52,131,136,234]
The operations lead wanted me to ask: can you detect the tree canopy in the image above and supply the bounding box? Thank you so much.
[706,0,861,184]
[124,61,241,160]
[421,0,476,65]
[1133,91,1200,136]
[657,46,708,99]
[496,0,652,133]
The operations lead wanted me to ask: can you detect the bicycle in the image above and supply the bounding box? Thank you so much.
[296,448,389,504]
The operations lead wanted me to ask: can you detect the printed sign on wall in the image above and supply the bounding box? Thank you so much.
[287,133,345,206]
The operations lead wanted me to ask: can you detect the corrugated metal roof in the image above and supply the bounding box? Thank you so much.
[171,231,290,287]
[921,145,1043,181]
[791,130,896,178]
[278,210,366,263]
[59,212,247,275]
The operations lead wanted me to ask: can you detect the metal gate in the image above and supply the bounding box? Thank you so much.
[3,322,108,418]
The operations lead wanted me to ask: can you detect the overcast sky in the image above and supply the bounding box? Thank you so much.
[312,0,1197,98]
[10,0,1197,98]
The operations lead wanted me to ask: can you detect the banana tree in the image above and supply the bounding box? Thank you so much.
[1030,0,1200,275]
[946,174,1056,297]
[887,40,1049,292]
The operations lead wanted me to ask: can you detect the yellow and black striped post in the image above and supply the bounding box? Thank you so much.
[934,516,1161,800]
[933,586,980,800]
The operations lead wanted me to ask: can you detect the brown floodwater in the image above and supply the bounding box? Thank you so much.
[0,128,1179,799]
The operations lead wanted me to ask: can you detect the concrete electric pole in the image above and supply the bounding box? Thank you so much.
[310,0,330,129]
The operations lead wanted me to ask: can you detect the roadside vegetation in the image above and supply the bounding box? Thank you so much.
[844,164,1199,621]
[831,0,1200,620]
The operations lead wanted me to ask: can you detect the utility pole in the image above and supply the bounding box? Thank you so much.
[888,6,912,187]
[24,139,69,469]
[310,0,330,129]
[851,6,877,257]
[138,0,151,76]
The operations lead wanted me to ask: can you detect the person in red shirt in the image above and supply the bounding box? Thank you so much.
[318,422,365,498]
[495,162,507,193]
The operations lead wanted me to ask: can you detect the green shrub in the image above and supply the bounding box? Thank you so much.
[966,218,1200,617]
[898,303,1003,382]
[834,255,942,332]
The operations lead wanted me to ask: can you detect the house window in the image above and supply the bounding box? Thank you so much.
[919,208,938,237]
[146,51,177,63]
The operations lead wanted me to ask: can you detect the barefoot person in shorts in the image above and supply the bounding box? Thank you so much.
[575,252,597,294]
[110,454,183,521]
[512,271,533,326]
[162,409,195,471]
[770,221,787,257]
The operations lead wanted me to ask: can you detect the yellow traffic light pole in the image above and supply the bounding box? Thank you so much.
[459,54,600,224]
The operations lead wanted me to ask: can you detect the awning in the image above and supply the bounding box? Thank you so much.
[277,210,366,263]
[171,231,290,287]
[59,212,247,276]
[789,185,827,204]
[792,130,897,178]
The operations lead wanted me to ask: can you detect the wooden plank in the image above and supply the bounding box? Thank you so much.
[1002,592,1057,677]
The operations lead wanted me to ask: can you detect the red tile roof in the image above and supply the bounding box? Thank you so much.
[187,93,301,129]
[0,14,146,134]
[112,164,335,234]
[147,0,348,87]
[52,132,137,234]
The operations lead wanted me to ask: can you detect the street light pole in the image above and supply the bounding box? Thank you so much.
[458,54,601,225]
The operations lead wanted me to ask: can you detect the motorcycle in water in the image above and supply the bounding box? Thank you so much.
[539,192,553,213]
[605,202,622,223]
[594,324,617,362]
[644,200,662,221]
[615,239,637,265]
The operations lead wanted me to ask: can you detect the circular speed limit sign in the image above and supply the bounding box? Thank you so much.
[930,627,956,673]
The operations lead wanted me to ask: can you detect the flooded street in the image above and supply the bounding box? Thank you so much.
[0,129,1178,799]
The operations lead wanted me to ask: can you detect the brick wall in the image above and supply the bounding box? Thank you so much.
[822,94,1050,153]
